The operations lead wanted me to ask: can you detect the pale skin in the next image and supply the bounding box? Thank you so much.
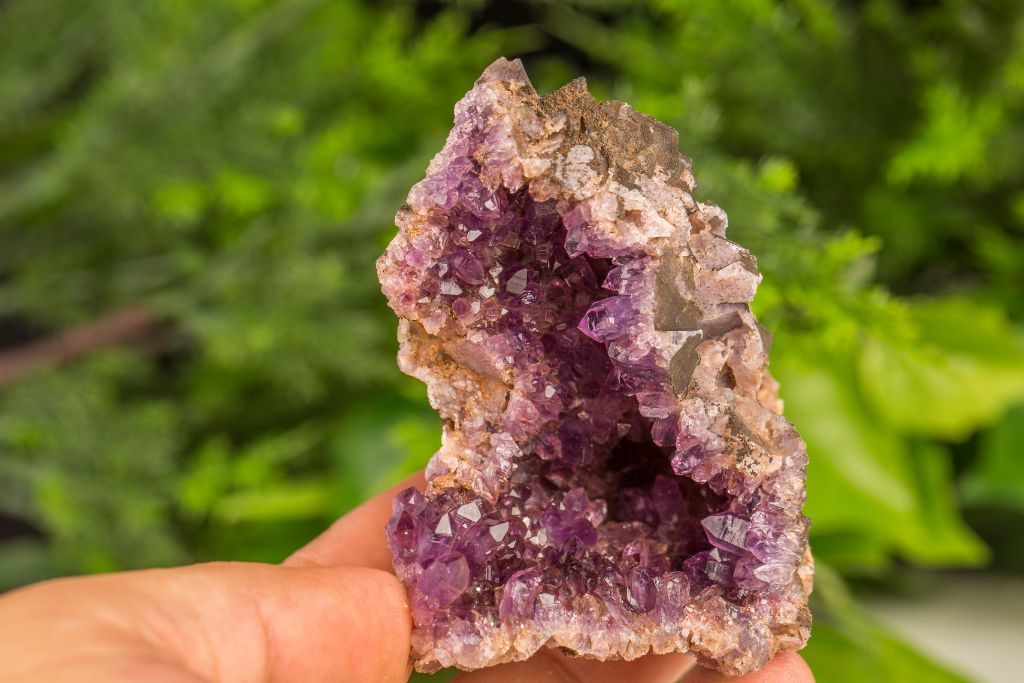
[0,473,814,683]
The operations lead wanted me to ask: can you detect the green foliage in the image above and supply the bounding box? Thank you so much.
[963,403,1024,512]
[857,299,1024,439]
[775,352,989,573]
[803,564,973,683]
[0,352,185,582]
[2,0,1024,680]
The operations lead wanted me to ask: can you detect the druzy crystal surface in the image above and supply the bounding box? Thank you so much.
[378,58,812,676]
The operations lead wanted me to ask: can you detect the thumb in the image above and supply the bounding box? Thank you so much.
[0,562,412,683]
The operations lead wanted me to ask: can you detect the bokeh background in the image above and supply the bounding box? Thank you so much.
[2,1,1023,681]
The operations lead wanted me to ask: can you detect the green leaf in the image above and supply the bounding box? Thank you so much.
[177,437,234,519]
[886,83,1003,186]
[211,480,334,523]
[215,168,275,217]
[329,390,440,513]
[230,424,322,488]
[775,342,987,568]
[180,425,326,523]
[905,441,989,566]
[804,532,891,575]
[857,298,1024,440]
[804,565,975,683]
[962,403,1024,512]
[154,179,209,224]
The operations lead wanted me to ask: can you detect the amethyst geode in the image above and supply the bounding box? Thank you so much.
[378,59,812,676]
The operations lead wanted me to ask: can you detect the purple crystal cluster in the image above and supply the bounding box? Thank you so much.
[378,59,812,676]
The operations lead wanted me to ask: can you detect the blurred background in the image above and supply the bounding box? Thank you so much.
[1,0,1023,680]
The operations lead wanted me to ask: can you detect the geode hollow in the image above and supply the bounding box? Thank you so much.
[378,58,812,676]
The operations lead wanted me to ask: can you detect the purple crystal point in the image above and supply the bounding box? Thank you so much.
[701,513,751,554]
[499,568,543,620]
[625,567,658,613]
[378,58,812,676]
[424,552,469,592]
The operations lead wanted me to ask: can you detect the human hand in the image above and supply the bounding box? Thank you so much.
[0,473,814,682]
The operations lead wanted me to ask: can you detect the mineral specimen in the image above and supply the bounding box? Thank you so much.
[378,58,812,676]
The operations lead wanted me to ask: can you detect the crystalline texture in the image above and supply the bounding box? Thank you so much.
[378,58,813,676]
